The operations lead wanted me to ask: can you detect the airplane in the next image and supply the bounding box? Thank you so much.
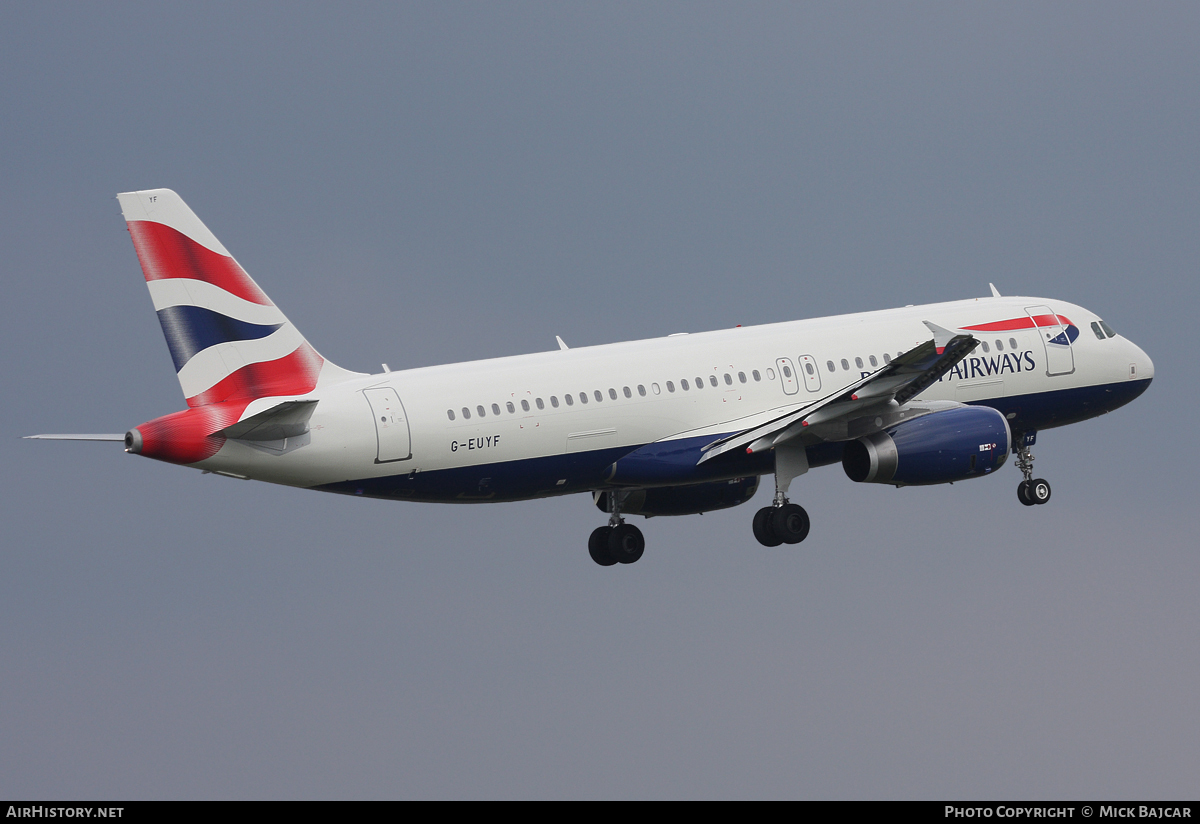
[28,189,1155,566]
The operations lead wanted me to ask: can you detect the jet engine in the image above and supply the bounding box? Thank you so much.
[842,405,1010,486]
[595,477,759,517]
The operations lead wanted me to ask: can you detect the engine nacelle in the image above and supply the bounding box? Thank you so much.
[595,477,759,517]
[842,406,1010,486]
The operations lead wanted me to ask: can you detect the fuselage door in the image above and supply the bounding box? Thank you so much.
[1026,305,1075,376]
[797,354,822,392]
[363,386,412,463]
[775,357,799,395]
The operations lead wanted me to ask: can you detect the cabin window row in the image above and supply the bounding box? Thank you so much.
[442,334,1031,422]
[824,354,902,372]
[445,369,771,421]
[820,337,1023,373]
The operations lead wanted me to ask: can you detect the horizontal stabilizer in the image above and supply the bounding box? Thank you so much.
[216,399,318,441]
[24,434,125,441]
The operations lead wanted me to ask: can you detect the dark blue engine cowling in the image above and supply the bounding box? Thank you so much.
[842,406,1010,486]
[595,477,759,517]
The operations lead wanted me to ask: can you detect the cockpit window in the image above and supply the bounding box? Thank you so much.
[1099,320,1116,338]
[1091,321,1106,340]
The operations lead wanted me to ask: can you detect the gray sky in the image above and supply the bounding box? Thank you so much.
[2,2,1197,799]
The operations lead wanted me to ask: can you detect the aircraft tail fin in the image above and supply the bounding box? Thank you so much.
[117,189,360,407]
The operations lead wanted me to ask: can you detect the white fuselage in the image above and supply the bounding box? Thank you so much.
[195,295,1153,502]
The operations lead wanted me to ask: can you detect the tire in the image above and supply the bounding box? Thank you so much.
[1017,481,1036,506]
[771,503,810,545]
[753,507,783,547]
[608,523,645,564]
[589,526,617,566]
[1030,478,1051,505]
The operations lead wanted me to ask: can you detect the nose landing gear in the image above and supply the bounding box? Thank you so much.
[1015,438,1052,506]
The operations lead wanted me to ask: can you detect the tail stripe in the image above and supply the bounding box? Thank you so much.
[156,305,284,371]
[127,220,271,306]
[146,278,286,325]
[176,325,306,404]
[186,342,324,408]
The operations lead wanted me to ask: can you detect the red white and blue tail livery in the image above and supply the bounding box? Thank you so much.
[28,189,1155,566]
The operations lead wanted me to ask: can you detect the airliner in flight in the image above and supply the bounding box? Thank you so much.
[29,189,1154,566]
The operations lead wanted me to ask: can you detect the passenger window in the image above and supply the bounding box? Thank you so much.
[623,386,632,398]
[595,390,603,402]
[462,407,471,419]
[738,372,747,383]
[651,383,661,395]
[507,402,515,413]
[806,362,816,375]
[521,399,530,412]
[550,396,559,408]
[579,392,588,404]
[826,361,835,372]
[477,405,486,417]
[666,381,675,393]
[695,377,704,389]
[841,359,850,371]
[752,370,761,381]
[766,368,775,380]
[609,388,618,400]
[709,375,719,387]
[637,385,647,396]
[855,357,863,369]
[724,373,732,385]
[492,403,501,415]
[681,379,690,390]
[883,354,891,364]
[1009,338,1018,349]
[980,342,990,353]
[868,356,877,367]
[536,398,545,410]
[447,409,455,421]
[782,365,792,378]
[995,339,1004,351]
[564,394,573,406]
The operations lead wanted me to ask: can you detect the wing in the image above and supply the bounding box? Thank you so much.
[698,322,979,464]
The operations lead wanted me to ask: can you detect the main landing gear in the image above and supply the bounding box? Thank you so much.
[589,492,645,566]
[753,442,811,547]
[1014,440,1052,506]
[752,498,810,546]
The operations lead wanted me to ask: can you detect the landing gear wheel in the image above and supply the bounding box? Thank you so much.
[608,523,645,564]
[753,507,783,547]
[771,503,810,545]
[1017,480,1036,506]
[1030,478,1051,505]
[588,526,617,566]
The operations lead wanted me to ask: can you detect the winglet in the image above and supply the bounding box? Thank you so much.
[922,321,957,354]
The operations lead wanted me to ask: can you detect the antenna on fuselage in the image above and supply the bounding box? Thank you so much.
[989,283,1002,297]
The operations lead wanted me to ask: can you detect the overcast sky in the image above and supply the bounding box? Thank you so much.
[2,2,1198,799]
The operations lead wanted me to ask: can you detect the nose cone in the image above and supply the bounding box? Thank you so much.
[1129,338,1155,384]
